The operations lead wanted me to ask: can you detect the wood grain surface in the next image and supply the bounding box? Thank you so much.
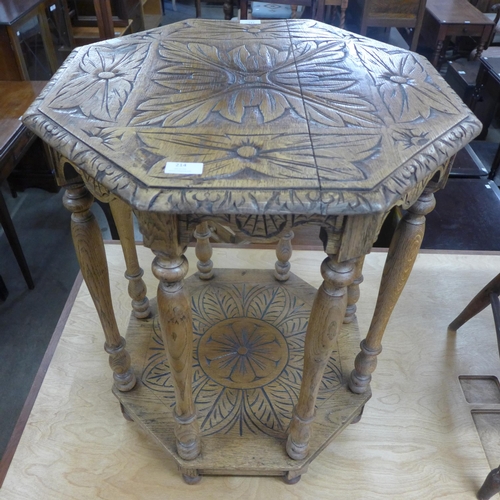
[23,19,481,216]
[1,246,500,499]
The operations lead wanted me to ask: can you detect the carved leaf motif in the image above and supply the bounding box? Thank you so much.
[294,40,383,127]
[246,387,287,433]
[355,46,458,122]
[131,40,307,126]
[49,43,150,122]
[197,387,243,435]
[312,129,383,181]
[245,286,289,324]
[137,130,317,182]
[194,285,243,326]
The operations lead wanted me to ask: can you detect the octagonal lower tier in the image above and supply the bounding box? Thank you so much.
[114,269,371,480]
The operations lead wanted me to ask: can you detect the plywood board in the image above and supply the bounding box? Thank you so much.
[2,246,500,499]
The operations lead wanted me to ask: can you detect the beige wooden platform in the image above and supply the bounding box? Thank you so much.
[2,246,500,499]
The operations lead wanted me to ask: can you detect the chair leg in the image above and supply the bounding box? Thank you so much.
[477,465,500,500]
[448,273,500,333]
[239,0,248,19]
[0,274,8,301]
[488,142,500,181]
[0,190,34,290]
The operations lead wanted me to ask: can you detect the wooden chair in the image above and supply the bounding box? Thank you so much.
[239,0,315,20]
[239,0,347,24]
[348,0,427,51]
[448,275,500,500]
[68,0,134,45]
[469,0,500,47]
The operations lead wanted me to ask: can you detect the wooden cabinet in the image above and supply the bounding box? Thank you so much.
[0,0,59,81]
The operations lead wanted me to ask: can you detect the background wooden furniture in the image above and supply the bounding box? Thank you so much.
[240,0,315,20]
[469,56,500,141]
[23,19,481,484]
[0,0,58,81]
[0,81,47,293]
[347,0,427,51]
[419,0,494,68]
[68,0,134,45]
[449,270,500,500]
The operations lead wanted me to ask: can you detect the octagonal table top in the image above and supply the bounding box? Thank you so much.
[24,19,481,215]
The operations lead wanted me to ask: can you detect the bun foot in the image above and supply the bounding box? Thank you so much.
[182,473,201,485]
[284,474,301,485]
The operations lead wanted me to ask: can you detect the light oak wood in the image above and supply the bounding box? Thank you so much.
[349,186,437,394]
[194,222,214,280]
[274,230,293,281]
[62,179,136,392]
[137,212,201,461]
[22,19,481,482]
[109,196,151,318]
[287,255,356,459]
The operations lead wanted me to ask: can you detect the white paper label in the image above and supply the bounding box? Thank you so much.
[464,20,470,23]
[240,20,261,24]
[164,162,204,175]
[50,4,56,11]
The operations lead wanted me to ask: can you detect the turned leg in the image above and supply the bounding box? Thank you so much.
[478,466,500,500]
[344,256,364,324]
[432,40,444,68]
[339,1,347,29]
[286,255,356,460]
[349,187,436,394]
[275,230,294,282]
[109,197,151,318]
[194,222,213,280]
[224,0,234,19]
[63,181,135,391]
[474,42,486,61]
[141,213,200,461]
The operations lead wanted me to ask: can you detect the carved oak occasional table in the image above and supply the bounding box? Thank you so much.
[24,19,481,484]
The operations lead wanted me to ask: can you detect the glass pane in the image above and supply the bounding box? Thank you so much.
[17,14,53,80]
[45,0,73,66]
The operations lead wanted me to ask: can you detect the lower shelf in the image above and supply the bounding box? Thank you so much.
[115,269,371,477]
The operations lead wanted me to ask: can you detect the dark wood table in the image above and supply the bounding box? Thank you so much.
[468,56,500,178]
[23,19,481,485]
[420,0,494,68]
[0,0,58,81]
[0,81,46,295]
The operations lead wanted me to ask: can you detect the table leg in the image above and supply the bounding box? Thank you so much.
[224,0,234,20]
[274,230,294,282]
[349,187,436,395]
[0,189,34,290]
[432,39,444,68]
[344,256,364,324]
[286,255,356,460]
[109,197,151,319]
[194,222,213,280]
[63,181,136,392]
[145,214,201,461]
[473,41,487,61]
